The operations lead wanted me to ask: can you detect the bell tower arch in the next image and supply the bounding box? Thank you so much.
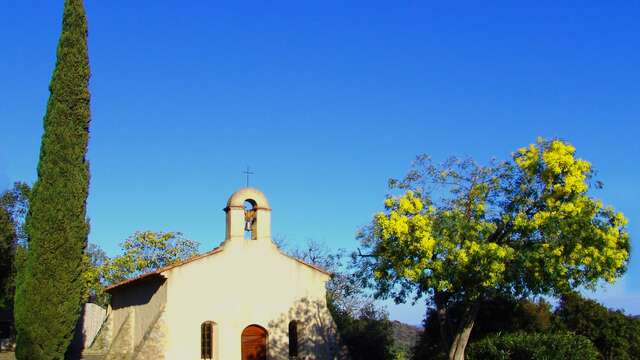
[224,188,271,242]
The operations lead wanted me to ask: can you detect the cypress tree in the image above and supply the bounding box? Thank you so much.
[14,0,91,358]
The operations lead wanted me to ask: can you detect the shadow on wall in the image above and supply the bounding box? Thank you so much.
[67,303,107,359]
[66,305,87,360]
[80,276,167,360]
[110,276,166,310]
[267,297,349,360]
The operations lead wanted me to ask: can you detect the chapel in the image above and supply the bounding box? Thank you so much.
[84,188,347,360]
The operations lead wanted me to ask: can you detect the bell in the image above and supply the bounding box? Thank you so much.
[245,220,253,232]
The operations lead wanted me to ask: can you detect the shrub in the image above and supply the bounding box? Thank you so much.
[466,332,598,360]
[412,295,554,359]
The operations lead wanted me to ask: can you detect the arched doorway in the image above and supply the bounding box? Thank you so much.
[241,324,267,360]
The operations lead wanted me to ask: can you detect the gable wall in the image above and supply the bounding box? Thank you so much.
[162,239,342,360]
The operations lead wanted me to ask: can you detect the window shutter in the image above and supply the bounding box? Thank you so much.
[289,320,299,357]
[201,321,213,359]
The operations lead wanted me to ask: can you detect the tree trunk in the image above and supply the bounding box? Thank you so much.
[447,302,479,360]
[434,292,451,353]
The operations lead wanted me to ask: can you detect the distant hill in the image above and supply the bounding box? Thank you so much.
[391,320,422,354]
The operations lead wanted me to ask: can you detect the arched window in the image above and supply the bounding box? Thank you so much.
[244,199,257,240]
[288,320,299,357]
[201,321,214,359]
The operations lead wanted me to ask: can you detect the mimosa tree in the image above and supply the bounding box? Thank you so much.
[356,138,630,360]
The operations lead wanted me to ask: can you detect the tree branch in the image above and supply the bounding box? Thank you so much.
[357,248,377,258]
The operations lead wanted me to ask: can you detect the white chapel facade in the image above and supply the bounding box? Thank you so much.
[85,188,347,360]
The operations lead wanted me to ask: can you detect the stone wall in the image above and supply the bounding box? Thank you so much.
[130,309,166,360]
[84,306,166,360]
[104,309,134,360]
[83,304,107,348]
[83,307,113,359]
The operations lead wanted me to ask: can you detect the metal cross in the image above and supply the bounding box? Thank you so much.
[242,166,254,187]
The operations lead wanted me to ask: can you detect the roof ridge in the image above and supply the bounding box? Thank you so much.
[105,243,331,292]
[105,246,224,292]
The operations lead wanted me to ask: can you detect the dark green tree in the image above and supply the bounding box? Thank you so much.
[413,295,554,359]
[329,301,399,360]
[0,182,30,339]
[0,206,16,311]
[14,0,91,358]
[466,332,599,360]
[0,182,31,247]
[554,292,640,360]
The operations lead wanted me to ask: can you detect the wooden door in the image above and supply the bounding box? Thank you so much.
[241,325,267,360]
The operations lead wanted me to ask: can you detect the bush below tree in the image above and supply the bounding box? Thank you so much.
[412,292,640,360]
[466,332,599,360]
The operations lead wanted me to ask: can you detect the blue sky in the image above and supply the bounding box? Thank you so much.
[1,1,638,324]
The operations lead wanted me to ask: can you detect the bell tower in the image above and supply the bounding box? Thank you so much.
[224,188,272,242]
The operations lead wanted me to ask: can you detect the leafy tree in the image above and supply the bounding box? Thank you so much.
[287,239,371,315]
[0,182,30,341]
[0,182,31,247]
[14,0,92,357]
[0,206,16,311]
[73,232,197,307]
[554,292,640,359]
[0,182,31,307]
[356,139,630,360]
[288,238,341,271]
[329,302,400,360]
[413,295,553,359]
[81,243,109,306]
[100,231,199,284]
[390,321,421,360]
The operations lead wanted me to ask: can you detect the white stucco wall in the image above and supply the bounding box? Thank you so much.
[104,188,346,360]
[162,237,340,359]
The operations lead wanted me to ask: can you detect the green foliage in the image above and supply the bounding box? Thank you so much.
[0,182,30,312]
[554,292,640,359]
[100,231,199,285]
[0,182,30,247]
[413,292,640,360]
[81,243,109,306]
[13,0,91,358]
[466,332,599,360]
[72,232,197,307]
[329,301,400,360]
[413,295,554,359]
[1,182,107,309]
[0,207,16,311]
[360,139,629,303]
[473,297,552,340]
[357,138,630,359]
[391,321,421,358]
